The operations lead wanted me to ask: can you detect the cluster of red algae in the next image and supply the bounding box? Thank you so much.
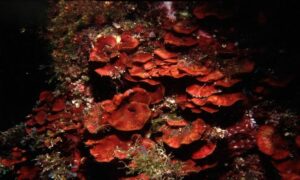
[1,90,87,180]
[84,1,257,179]
[255,124,300,180]
[33,91,85,178]
[1,1,299,180]
[84,1,300,179]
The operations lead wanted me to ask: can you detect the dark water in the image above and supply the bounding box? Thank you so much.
[0,1,51,130]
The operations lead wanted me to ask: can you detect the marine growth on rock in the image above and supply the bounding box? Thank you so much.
[1,1,299,180]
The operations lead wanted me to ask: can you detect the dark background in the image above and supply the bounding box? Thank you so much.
[0,1,51,131]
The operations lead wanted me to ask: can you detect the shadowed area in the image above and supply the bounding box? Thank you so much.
[0,1,52,130]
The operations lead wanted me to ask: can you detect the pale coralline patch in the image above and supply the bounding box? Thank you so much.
[159,1,176,21]
[207,127,227,139]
